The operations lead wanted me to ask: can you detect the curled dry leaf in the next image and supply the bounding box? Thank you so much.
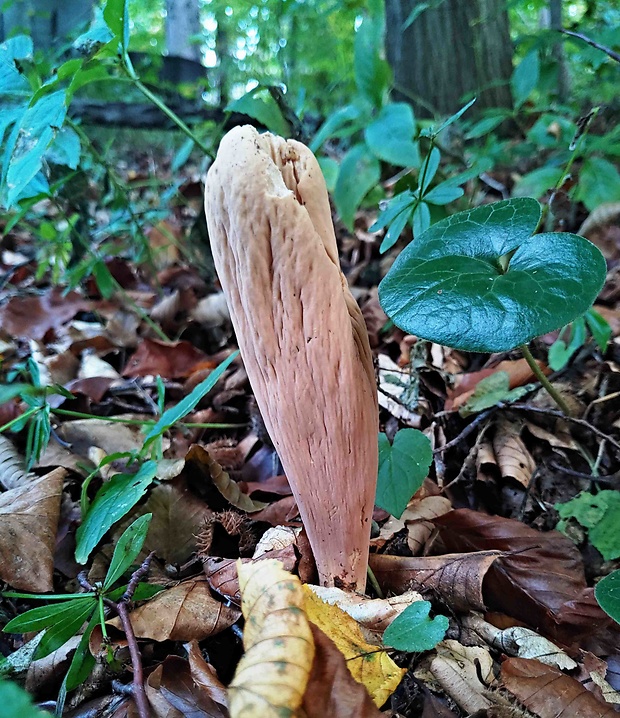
[377,353,424,428]
[369,550,502,612]
[185,640,228,708]
[462,614,577,671]
[186,444,267,513]
[252,526,300,557]
[110,577,239,642]
[0,467,65,591]
[0,434,30,490]
[303,585,405,706]
[403,495,452,555]
[307,586,423,640]
[501,657,617,718]
[492,417,536,488]
[300,624,382,718]
[191,292,231,328]
[228,559,315,718]
[428,640,495,715]
[203,547,298,605]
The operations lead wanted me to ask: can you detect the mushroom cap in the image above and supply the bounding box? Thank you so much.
[205,126,378,589]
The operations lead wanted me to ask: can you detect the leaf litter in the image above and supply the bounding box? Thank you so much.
[0,138,619,718]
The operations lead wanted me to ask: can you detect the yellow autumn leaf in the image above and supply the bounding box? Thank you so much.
[302,585,406,706]
[229,559,315,718]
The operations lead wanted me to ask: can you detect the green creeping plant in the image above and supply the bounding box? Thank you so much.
[378,197,607,355]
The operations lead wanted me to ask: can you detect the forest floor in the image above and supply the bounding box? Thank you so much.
[1,138,620,718]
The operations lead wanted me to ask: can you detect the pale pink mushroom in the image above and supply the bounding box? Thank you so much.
[205,126,378,590]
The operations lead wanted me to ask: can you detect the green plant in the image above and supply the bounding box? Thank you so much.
[383,600,448,652]
[595,570,620,626]
[556,490,620,561]
[2,515,159,701]
[376,429,433,518]
[378,197,607,415]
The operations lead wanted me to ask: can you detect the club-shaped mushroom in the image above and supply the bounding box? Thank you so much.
[204,126,378,589]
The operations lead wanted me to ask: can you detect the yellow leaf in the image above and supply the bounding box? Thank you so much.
[302,585,405,706]
[229,559,314,718]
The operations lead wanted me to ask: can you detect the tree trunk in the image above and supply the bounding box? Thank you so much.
[385,0,513,117]
[165,0,202,62]
[549,0,570,103]
[1,0,93,48]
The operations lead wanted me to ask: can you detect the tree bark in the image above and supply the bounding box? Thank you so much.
[385,0,513,116]
[165,0,202,62]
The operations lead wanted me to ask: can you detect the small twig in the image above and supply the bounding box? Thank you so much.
[506,403,620,452]
[433,409,495,454]
[560,29,620,63]
[121,552,155,604]
[115,602,150,718]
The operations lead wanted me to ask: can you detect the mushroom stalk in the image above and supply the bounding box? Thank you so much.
[205,126,378,589]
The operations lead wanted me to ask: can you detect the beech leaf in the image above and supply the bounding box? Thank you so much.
[229,559,314,718]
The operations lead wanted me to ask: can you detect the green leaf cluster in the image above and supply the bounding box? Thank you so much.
[557,491,620,561]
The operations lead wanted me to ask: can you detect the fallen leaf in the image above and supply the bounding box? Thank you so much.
[369,550,501,612]
[301,624,382,718]
[0,468,65,591]
[249,495,299,525]
[229,559,314,718]
[252,526,300,557]
[145,656,228,718]
[0,288,90,340]
[434,509,587,632]
[303,585,405,706]
[402,495,452,555]
[307,586,423,640]
[501,657,617,717]
[185,640,228,708]
[56,419,154,461]
[492,417,536,487]
[0,434,30,490]
[377,354,424,428]
[123,338,211,379]
[203,547,298,605]
[462,614,577,670]
[110,577,239,641]
[186,445,267,513]
[428,640,494,714]
[138,478,212,565]
[446,357,547,411]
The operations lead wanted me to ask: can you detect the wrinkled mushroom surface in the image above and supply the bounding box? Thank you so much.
[205,126,378,589]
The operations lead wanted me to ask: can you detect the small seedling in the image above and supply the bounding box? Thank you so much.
[378,197,607,415]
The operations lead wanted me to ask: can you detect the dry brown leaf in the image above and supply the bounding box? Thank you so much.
[369,550,502,612]
[0,434,30,490]
[428,640,495,714]
[0,467,65,591]
[203,547,298,605]
[369,515,405,550]
[402,495,452,554]
[150,289,182,325]
[138,478,212,565]
[110,577,239,642]
[433,509,588,634]
[186,444,267,513]
[492,417,536,487]
[123,338,211,379]
[299,624,382,718]
[501,657,617,717]
[25,636,80,697]
[0,288,90,340]
[462,614,577,671]
[192,292,231,327]
[253,526,300,557]
[303,586,405,706]
[523,420,580,451]
[249,495,299,525]
[56,419,151,461]
[229,559,314,718]
[185,640,228,708]
[146,656,228,718]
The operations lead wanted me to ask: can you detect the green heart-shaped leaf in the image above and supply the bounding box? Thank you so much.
[383,600,448,652]
[378,198,607,352]
[376,429,433,519]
